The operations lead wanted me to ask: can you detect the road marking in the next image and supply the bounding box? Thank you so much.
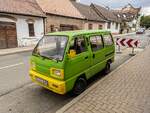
[0,62,24,70]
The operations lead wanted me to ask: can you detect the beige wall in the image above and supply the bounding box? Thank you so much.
[45,15,84,33]
[45,15,106,33]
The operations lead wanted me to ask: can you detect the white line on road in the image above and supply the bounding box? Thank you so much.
[0,62,24,70]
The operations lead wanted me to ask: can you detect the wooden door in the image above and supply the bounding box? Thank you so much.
[0,22,17,49]
[6,23,17,48]
[0,24,7,49]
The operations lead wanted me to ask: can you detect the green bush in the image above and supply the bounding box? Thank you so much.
[140,16,150,28]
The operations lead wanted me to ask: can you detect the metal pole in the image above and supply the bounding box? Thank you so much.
[132,47,134,54]
[129,47,135,56]
[116,45,122,54]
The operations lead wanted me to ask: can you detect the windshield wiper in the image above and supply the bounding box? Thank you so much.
[40,55,52,60]
[33,51,60,62]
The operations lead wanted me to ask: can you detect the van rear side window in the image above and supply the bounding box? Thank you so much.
[90,35,103,51]
[103,34,113,46]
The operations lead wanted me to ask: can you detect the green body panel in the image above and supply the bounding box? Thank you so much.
[31,56,64,79]
[30,30,115,93]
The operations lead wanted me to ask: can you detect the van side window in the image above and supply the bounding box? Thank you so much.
[103,34,113,46]
[69,36,87,54]
[90,35,103,51]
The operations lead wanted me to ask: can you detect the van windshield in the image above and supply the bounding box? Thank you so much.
[33,35,68,61]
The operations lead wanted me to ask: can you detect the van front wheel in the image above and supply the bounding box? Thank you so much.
[72,77,87,95]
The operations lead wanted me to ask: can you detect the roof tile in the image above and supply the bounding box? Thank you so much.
[0,0,45,17]
[71,2,105,22]
[36,0,84,19]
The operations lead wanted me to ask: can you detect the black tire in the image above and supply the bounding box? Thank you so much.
[72,77,87,95]
[104,62,111,75]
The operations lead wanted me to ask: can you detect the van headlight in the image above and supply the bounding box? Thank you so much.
[50,68,64,79]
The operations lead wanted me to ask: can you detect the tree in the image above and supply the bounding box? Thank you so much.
[140,15,150,28]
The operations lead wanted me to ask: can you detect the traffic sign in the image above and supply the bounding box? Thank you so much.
[116,38,139,48]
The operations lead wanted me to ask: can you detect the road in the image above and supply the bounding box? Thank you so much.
[0,31,150,113]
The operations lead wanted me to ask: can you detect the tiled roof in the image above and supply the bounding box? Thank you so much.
[121,4,141,15]
[112,4,141,22]
[0,0,45,17]
[111,10,126,21]
[91,4,120,22]
[36,0,84,19]
[71,2,105,22]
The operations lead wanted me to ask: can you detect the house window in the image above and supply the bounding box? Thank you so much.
[116,23,119,29]
[99,25,103,29]
[88,24,93,30]
[50,25,55,32]
[28,23,35,36]
[107,22,111,29]
[117,14,121,18]
[60,24,76,31]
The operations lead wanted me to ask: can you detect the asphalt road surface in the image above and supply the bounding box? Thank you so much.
[0,31,149,113]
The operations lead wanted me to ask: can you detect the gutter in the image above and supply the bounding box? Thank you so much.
[0,11,46,18]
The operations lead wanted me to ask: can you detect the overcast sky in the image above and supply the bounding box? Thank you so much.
[80,0,150,15]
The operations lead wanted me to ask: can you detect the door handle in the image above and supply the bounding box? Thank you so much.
[85,56,88,59]
[93,54,95,58]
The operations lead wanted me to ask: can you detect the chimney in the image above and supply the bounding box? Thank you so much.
[70,0,80,2]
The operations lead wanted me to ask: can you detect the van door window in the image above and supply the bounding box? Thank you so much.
[90,35,103,51]
[69,36,87,54]
[103,34,113,46]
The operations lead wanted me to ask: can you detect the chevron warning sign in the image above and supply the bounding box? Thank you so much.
[116,38,139,48]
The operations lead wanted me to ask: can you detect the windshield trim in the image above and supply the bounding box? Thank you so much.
[32,35,69,62]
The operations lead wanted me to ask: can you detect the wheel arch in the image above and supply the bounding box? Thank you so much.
[65,73,87,93]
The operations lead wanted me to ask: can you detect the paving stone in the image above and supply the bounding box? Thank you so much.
[61,46,150,113]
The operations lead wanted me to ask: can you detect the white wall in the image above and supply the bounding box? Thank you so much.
[0,17,16,22]
[83,21,120,34]
[104,22,120,34]
[15,15,44,46]
[0,14,44,47]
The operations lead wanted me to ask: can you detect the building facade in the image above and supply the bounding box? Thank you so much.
[91,4,121,34]
[37,0,106,33]
[113,4,141,33]
[0,0,45,49]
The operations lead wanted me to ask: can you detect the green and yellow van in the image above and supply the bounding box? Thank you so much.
[29,30,115,95]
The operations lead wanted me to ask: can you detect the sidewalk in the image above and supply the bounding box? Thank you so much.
[57,45,150,113]
[0,46,34,56]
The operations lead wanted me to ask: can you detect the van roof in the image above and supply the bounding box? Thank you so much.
[47,30,111,37]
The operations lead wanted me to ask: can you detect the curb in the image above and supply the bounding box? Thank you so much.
[0,47,34,56]
[56,45,149,113]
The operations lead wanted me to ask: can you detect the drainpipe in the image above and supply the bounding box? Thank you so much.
[43,17,46,35]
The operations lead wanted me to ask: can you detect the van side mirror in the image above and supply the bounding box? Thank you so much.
[68,49,76,58]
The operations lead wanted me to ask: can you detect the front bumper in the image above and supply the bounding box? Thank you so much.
[29,70,66,95]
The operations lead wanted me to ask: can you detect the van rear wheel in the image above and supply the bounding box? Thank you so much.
[72,77,87,95]
[104,62,111,75]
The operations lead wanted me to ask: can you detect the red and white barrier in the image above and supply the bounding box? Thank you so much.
[116,38,139,48]
[116,38,140,55]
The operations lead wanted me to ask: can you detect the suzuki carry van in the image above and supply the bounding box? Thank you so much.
[29,30,115,95]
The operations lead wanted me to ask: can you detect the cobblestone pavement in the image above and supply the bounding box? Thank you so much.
[57,46,150,113]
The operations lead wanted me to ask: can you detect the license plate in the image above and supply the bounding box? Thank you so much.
[35,77,48,86]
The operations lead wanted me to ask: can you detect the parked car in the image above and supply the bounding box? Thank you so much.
[29,30,115,95]
[147,27,150,30]
[136,28,145,34]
